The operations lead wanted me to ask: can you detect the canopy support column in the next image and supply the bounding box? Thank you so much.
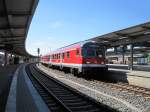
[130,44,134,70]
[4,50,8,66]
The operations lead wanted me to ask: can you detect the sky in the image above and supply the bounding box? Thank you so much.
[26,0,150,56]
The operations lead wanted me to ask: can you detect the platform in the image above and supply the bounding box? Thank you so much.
[5,64,50,112]
[0,65,18,112]
[107,64,150,71]
[107,68,150,88]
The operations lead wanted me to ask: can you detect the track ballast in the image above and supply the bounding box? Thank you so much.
[26,64,117,112]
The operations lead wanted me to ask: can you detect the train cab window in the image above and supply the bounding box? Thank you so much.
[82,48,103,58]
[67,52,70,58]
[96,50,103,58]
[86,49,95,57]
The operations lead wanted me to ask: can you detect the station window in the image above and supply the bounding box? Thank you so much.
[67,52,70,58]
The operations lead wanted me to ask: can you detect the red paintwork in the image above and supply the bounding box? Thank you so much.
[41,42,107,65]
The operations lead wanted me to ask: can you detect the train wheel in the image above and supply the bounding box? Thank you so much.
[70,68,76,75]
[59,66,63,71]
[64,67,70,73]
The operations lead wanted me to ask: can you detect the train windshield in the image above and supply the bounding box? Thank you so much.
[82,45,104,58]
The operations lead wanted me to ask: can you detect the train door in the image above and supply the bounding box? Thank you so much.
[60,53,63,69]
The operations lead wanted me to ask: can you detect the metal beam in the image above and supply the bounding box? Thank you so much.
[0,36,24,38]
[115,32,129,37]
[111,35,150,46]
[0,11,32,17]
[142,26,150,30]
[0,26,26,30]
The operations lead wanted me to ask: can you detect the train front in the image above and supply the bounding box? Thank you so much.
[81,42,108,74]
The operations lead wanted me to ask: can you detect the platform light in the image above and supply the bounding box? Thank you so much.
[103,41,109,43]
[119,37,128,39]
[144,32,150,35]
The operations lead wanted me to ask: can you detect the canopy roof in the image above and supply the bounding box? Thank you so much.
[0,0,38,56]
[89,22,150,47]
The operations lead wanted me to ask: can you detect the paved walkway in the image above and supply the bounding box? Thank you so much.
[108,68,150,88]
[0,65,18,112]
[5,64,50,112]
[108,64,150,71]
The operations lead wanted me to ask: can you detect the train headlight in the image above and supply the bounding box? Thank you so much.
[101,61,104,64]
[86,61,90,64]
[94,61,97,64]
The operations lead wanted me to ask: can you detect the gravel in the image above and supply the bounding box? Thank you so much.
[37,64,150,112]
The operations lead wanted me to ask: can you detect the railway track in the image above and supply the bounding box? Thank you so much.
[112,83,150,98]
[26,64,117,112]
[41,63,150,98]
[94,80,150,98]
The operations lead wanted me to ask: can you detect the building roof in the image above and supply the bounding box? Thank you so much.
[89,22,150,47]
[0,0,38,56]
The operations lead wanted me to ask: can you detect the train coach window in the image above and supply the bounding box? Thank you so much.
[62,53,65,59]
[48,56,51,60]
[59,53,61,59]
[57,54,59,59]
[56,54,58,59]
[76,49,80,56]
[57,54,58,59]
[67,52,70,58]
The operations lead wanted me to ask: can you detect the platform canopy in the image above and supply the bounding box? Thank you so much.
[89,22,150,47]
[0,0,38,56]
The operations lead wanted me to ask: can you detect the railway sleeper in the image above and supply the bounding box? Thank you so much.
[69,105,95,111]
[64,101,89,106]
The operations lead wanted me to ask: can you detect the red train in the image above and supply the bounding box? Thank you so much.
[41,41,108,74]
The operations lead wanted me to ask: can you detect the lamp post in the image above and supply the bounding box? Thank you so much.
[37,48,40,65]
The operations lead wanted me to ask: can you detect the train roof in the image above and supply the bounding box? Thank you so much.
[43,40,101,56]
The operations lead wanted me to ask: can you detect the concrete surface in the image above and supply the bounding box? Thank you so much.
[108,64,150,71]
[0,65,18,112]
[5,64,50,112]
[108,68,150,89]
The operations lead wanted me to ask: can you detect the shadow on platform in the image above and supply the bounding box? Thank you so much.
[0,65,18,112]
